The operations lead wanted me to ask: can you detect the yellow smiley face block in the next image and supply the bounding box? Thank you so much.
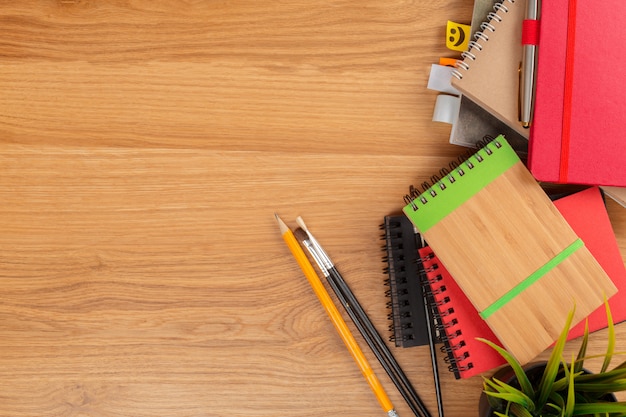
[446,20,471,52]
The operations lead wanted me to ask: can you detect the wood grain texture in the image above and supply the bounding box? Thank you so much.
[1,2,625,417]
[421,160,618,364]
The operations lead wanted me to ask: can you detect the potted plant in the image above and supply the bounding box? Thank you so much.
[478,301,626,417]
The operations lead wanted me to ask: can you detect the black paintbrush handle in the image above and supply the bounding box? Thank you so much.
[326,266,432,417]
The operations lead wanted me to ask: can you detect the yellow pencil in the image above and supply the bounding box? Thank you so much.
[275,214,398,417]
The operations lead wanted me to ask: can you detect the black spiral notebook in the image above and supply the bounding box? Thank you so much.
[381,213,500,377]
[381,215,440,348]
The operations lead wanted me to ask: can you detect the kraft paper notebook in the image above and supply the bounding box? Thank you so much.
[418,186,626,378]
[451,0,528,139]
[401,135,617,365]
[528,0,626,186]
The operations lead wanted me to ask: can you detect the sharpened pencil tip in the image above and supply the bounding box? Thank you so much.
[274,213,289,235]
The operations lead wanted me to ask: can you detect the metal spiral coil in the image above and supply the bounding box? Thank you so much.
[403,136,500,211]
[422,256,475,378]
[451,0,516,80]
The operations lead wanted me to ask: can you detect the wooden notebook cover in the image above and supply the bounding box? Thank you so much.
[451,0,528,139]
[402,136,617,365]
[528,0,626,186]
[419,187,626,378]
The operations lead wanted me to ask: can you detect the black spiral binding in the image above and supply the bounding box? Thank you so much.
[380,215,436,348]
[403,135,500,210]
[451,0,517,80]
[419,248,474,379]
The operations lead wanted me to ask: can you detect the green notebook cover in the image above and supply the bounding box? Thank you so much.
[403,138,518,233]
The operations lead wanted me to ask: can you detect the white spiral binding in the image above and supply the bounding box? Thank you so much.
[451,0,516,80]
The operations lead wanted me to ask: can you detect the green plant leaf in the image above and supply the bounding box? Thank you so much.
[485,391,534,410]
[551,371,585,392]
[574,320,589,374]
[563,357,576,417]
[478,338,534,398]
[509,402,536,417]
[484,377,521,394]
[537,307,576,409]
[574,367,626,384]
[483,378,538,411]
[572,401,626,415]
[548,391,565,410]
[574,380,626,392]
[484,377,511,409]
[542,394,565,417]
[601,298,614,373]
[561,355,570,382]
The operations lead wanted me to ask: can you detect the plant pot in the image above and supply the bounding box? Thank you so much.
[478,362,547,417]
[478,362,617,417]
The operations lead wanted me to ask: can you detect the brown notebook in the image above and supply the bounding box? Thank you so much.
[402,136,617,365]
[451,0,528,139]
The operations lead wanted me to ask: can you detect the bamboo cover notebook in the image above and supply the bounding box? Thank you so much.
[401,135,617,365]
[527,0,626,186]
[451,0,528,139]
[419,187,626,378]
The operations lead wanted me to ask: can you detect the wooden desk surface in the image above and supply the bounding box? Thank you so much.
[2,2,625,416]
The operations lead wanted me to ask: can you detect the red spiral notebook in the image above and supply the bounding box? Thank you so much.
[421,187,626,378]
[528,0,626,186]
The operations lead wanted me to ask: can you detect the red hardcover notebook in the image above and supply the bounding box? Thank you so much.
[421,187,626,378]
[528,0,626,186]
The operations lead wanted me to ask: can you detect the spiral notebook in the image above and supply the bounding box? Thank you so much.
[419,246,503,379]
[528,0,626,186]
[451,0,528,139]
[418,186,626,379]
[402,135,617,365]
[381,215,434,348]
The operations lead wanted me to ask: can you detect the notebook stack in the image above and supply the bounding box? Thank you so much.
[451,0,626,189]
[406,0,626,372]
[405,186,626,379]
[401,136,619,365]
[386,0,626,379]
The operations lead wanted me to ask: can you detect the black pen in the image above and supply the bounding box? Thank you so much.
[415,234,444,417]
[294,216,433,417]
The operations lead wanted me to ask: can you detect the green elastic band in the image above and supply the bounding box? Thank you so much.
[480,239,584,320]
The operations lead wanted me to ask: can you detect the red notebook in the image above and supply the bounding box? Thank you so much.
[528,0,626,186]
[421,187,626,378]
